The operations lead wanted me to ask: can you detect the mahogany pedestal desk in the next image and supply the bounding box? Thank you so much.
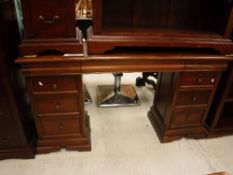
[16,52,233,153]
[17,0,233,154]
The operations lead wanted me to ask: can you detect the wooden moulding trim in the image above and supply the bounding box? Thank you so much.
[84,55,231,61]
[19,61,81,76]
[183,63,228,72]
[87,42,233,55]
[81,61,184,73]
[16,55,231,74]
[87,27,231,42]
[19,37,82,56]
[16,54,233,63]
[87,37,232,44]
[16,56,83,64]
[21,67,81,76]
[81,59,229,73]
[16,55,231,63]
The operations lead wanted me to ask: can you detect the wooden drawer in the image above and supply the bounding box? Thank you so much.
[40,116,81,137]
[36,96,81,114]
[179,73,218,88]
[30,76,80,94]
[22,0,75,38]
[171,109,205,128]
[176,90,212,106]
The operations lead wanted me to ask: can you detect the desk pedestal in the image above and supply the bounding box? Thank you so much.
[17,58,91,153]
[149,71,221,142]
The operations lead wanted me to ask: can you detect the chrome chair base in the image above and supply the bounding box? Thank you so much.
[97,85,140,107]
[84,85,92,104]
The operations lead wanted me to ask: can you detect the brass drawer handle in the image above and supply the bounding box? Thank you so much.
[39,15,60,24]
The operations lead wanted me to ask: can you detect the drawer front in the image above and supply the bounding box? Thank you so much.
[31,77,80,93]
[40,116,81,136]
[28,0,75,38]
[176,90,211,106]
[171,110,205,128]
[179,73,218,87]
[36,97,81,114]
[0,101,20,148]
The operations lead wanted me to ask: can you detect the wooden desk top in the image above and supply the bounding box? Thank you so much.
[16,53,233,76]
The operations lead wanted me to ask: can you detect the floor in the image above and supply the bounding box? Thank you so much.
[0,73,233,175]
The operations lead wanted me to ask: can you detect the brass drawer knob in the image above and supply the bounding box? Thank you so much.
[38,81,43,87]
[197,78,203,84]
[58,123,64,130]
[211,78,215,84]
[55,103,61,111]
[52,83,57,90]
[186,115,192,121]
[192,96,197,102]
[39,15,60,24]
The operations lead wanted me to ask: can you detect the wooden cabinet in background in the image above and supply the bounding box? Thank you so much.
[15,0,233,149]
[88,0,233,54]
[19,0,83,55]
[206,64,233,137]
[0,0,35,159]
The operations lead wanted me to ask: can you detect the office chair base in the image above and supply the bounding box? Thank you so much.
[97,85,140,107]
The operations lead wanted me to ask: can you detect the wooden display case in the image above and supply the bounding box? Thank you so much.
[19,0,83,55]
[88,0,233,54]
